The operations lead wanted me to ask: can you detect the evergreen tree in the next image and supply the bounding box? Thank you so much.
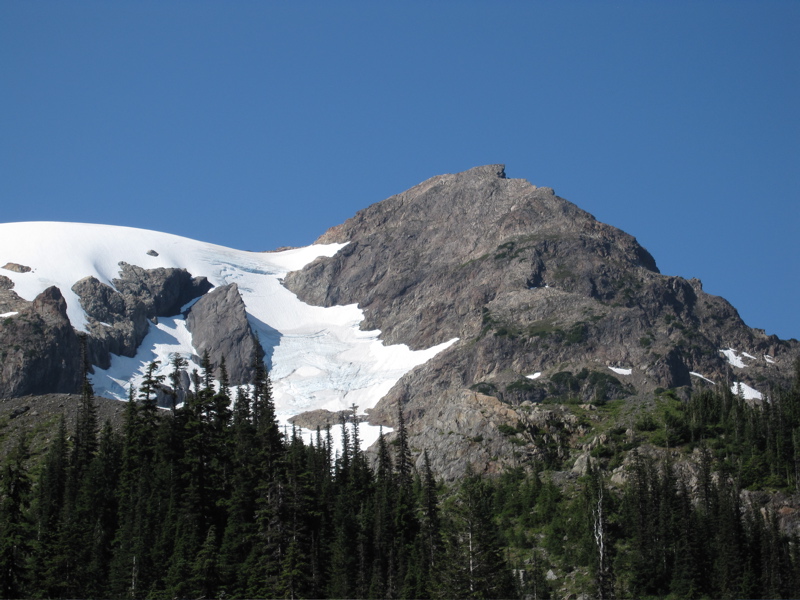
[72,334,98,484]
[435,466,516,599]
[219,385,258,595]
[81,421,122,597]
[31,416,69,598]
[168,352,189,411]
[0,433,33,598]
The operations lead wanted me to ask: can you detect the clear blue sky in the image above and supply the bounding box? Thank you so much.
[2,1,798,340]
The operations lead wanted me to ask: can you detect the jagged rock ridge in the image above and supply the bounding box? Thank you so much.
[72,263,213,370]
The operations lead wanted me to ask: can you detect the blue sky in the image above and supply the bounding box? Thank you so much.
[2,1,798,340]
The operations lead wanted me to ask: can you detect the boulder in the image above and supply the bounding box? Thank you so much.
[185,283,257,385]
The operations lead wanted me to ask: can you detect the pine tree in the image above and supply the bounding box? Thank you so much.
[435,466,516,599]
[108,383,162,597]
[219,385,258,595]
[0,433,33,598]
[81,421,122,597]
[31,416,69,598]
[190,525,220,598]
[168,352,189,411]
[72,334,98,483]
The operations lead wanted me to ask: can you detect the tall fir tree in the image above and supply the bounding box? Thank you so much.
[0,433,33,599]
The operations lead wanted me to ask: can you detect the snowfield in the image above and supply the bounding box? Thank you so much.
[0,222,458,438]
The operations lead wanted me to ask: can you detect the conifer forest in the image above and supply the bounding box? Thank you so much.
[1,350,799,599]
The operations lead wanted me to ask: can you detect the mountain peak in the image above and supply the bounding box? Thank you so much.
[463,163,507,179]
[284,166,799,476]
[290,165,660,349]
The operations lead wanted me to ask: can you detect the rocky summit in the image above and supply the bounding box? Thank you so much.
[1,166,798,479]
[285,165,799,477]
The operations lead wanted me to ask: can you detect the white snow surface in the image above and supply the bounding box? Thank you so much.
[0,312,19,318]
[764,355,775,364]
[731,382,763,401]
[608,366,632,376]
[721,348,747,368]
[690,372,715,385]
[526,372,542,380]
[0,222,458,426]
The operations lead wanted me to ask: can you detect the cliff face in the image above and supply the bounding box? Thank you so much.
[0,261,255,398]
[0,286,82,396]
[284,165,798,477]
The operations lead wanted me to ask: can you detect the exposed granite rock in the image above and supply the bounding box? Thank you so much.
[72,264,213,369]
[285,165,800,477]
[286,164,659,350]
[0,282,24,318]
[0,275,14,290]
[71,276,148,368]
[2,263,31,273]
[0,287,81,397]
[185,283,257,385]
[113,262,212,318]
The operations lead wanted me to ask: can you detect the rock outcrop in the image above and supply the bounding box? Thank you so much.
[185,283,257,384]
[72,264,212,369]
[0,286,81,397]
[2,262,31,273]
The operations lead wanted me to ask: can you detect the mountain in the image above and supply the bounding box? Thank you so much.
[1,166,797,477]
[284,165,799,476]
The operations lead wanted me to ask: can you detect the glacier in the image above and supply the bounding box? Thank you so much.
[0,222,457,444]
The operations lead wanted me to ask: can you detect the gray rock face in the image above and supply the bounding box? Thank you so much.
[1,260,215,398]
[185,283,257,385]
[113,262,212,318]
[0,287,81,397]
[286,165,800,477]
[71,276,148,368]
[286,165,659,349]
[72,264,212,369]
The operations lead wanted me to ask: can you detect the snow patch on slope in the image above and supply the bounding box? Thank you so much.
[0,222,458,426]
[92,316,196,400]
[690,372,715,385]
[608,366,632,376]
[721,348,747,368]
[731,382,763,401]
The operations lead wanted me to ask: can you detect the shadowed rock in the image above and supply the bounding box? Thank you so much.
[0,286,81,397]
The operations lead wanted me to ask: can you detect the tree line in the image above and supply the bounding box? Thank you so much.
[0,350,799,598]
[0,350,519,599]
